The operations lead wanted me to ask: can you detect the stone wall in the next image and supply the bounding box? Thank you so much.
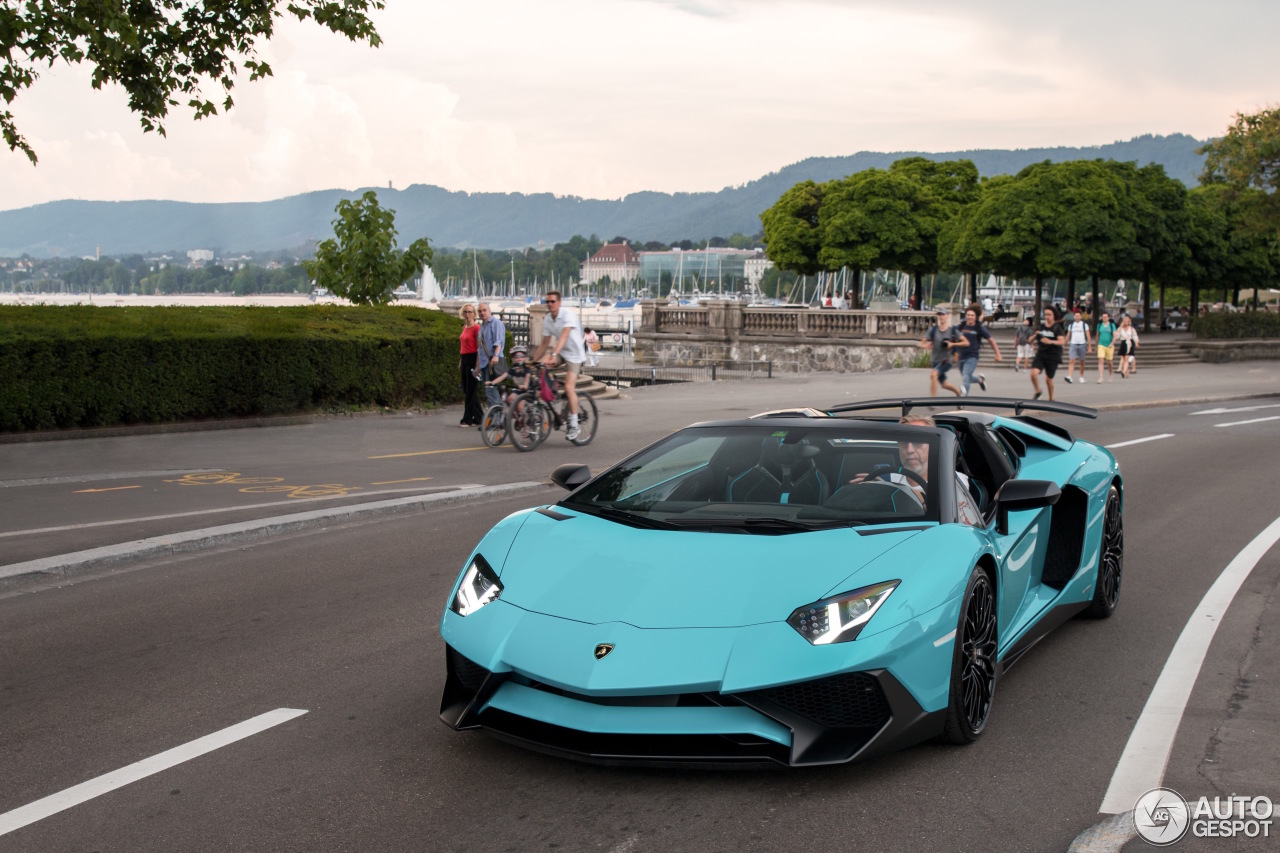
[1186,339,1280,363]
[636,334,921,373]
[634,299,929,372]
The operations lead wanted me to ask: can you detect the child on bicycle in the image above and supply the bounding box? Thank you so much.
[485,346,534,408]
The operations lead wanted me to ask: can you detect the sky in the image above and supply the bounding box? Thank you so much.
[2,0,1278,212]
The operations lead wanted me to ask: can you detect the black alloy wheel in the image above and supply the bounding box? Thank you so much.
[1086,485,1124,618]
[942,567,998,744]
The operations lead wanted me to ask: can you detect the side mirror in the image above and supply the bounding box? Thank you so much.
[993,479,1060,535]
[550,463,592,491]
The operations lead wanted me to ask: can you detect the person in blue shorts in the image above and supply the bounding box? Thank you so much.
[921,307,964,397]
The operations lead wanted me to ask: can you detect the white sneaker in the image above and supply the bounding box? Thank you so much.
[1097,379,1104,384]
[978,373,987,392]
[565,425,581,441]
[1064,376,1073,384]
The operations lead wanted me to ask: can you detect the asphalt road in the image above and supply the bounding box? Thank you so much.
[4,359,1280,567]
[2,399,1279,852]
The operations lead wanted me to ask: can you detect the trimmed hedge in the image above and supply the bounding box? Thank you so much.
[1192,310,1280,339]
[0,305,466,431]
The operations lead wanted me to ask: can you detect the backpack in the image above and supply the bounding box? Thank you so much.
[539,370,558,402]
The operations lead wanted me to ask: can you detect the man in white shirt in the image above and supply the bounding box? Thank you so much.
[1064,309,1092,384]
[531,291,587,440]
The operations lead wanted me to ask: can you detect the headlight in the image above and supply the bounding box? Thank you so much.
[451,555,503,616]
[787,581,899,645]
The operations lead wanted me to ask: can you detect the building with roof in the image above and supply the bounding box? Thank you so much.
[580,242,641,286]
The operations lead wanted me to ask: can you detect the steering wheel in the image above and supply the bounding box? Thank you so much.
[851,467,926,490]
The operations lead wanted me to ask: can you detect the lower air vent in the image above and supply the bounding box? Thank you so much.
[449,648,491,690]
[745,673,890,729]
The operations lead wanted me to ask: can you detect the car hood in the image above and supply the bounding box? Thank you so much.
[492,508,923,628]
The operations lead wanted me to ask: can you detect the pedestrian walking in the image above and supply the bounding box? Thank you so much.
[1064,309,1091,384]
[1116,315,1140,378]
[1029,307,1066,401]
[1014,316,1034,372]
[1095,312,1117,382]
[956,306,1002,395]
[920,307,965,397]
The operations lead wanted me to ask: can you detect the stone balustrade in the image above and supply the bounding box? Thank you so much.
[635,300,934,373]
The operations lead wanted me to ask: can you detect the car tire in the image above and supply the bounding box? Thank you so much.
[941,566,998,744]
[1085,485,1123,619]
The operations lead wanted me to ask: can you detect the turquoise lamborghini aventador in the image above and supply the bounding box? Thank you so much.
[439,398,1123,766]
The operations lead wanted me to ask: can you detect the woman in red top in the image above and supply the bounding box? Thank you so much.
[458,304,484,426]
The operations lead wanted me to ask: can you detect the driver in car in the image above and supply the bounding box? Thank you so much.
[847,415,981,525]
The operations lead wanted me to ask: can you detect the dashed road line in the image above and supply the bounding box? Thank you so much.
[0,708,308,837]
[0,469,221,489]
[73,486,141,494]
[1099,514,1280,815]
[1190,403,1280,416]
[368,446,490,459]
[0,480,549,582]
[1214,416,1280,428]
[0,483,479,540]
[1105,434,1174,449]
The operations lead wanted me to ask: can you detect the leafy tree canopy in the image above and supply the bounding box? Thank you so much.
[3,0,383,164]
[306,191,432,306]
[1200,105,1280,236]
[761,180,825,276]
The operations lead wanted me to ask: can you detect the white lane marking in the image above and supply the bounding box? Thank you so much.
[1068,811,1138,852]
[1190,403,1280,416]
[932,629,956,647]
[1213,416,1280,428]
[1099,515,1280,814]
[1104,434,1174,449]
[0,708,307,838]
[0,484,482,540]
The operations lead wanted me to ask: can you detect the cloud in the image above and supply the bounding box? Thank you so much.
[1,0,1276,211]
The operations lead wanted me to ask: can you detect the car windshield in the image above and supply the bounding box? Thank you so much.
[562,423,941,531]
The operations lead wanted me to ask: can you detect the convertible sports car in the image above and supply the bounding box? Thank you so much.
[439,398,1123,766]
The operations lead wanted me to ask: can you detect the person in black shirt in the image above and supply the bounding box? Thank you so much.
[1029,307,1067,401]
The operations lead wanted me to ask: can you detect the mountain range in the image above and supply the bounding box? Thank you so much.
[0,134,1206,259]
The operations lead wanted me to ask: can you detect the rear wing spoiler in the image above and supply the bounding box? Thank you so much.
[824,397,1097,420]
[824,397,1097,446]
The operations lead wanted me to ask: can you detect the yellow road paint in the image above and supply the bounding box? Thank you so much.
[164,472,359,499]
[370,477,435,485]
[368,447,489,460]
[74,486,141,494]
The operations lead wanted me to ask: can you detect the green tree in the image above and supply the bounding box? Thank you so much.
[3,1,383,164]
[761,180,825,276]
[1036,160,1141,315]
[817,169,911,304]
[1200,106,1280,236]
[307,191,433,306]
[1107,162,1191,331]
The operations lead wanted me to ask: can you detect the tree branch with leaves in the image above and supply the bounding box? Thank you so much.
[2,0,383,164]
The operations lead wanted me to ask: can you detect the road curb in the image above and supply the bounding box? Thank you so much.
[1092,391,1280,413]
[0,480,553,585]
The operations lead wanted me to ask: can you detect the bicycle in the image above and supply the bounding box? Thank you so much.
[506,364,598,452]
[480,388,537,448]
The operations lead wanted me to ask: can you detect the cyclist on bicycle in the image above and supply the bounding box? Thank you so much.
[531,291,587,441]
